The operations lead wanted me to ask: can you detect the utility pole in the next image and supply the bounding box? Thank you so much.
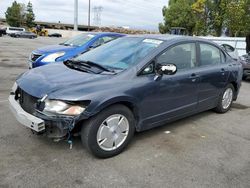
[88,0,91,31]
[74,0,78,31]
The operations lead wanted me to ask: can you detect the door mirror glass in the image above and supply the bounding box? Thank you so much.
[156,63,177,75]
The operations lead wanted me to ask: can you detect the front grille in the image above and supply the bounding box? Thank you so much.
[30,53,42,62]
[18,88,38,114]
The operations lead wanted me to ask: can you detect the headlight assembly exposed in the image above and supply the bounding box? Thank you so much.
[44,100,86,116]
[41,52,65,62]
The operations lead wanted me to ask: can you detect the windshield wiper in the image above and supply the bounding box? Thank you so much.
[70,60,115,73]
[64,60,97,73]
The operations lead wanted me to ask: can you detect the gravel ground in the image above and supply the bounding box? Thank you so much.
[0,36,250,188]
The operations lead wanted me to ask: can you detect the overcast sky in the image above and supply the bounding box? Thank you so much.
[0,0,169,31]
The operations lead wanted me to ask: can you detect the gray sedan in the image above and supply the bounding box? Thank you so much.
[10,31,37,39]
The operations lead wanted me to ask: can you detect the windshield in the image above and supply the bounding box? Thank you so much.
[61,33,96,47]
[75,37,163,70]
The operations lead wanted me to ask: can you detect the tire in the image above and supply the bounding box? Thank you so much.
[242,75,247,80]
[214,84,235,113]
[81,104,135,158]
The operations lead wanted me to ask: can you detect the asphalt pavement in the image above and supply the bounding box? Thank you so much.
[0,36,249,188]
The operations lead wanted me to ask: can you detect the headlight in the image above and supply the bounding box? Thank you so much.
[41,52,65,63]
[44,100,85,116]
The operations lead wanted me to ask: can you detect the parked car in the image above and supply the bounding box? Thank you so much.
[220,44,250,80]
[48,33,62,38]
[10,31,37,39]
[0,28,6,37]
[239,54,250,80]
[220,44,239,60]
[6,27,25,35]
[28,32,125,68]
[9,35,242,158]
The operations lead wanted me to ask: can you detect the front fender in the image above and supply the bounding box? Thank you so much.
[85,95,138,117]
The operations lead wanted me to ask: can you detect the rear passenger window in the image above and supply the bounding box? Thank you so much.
[157,43,197,70]
[199,43,221,66]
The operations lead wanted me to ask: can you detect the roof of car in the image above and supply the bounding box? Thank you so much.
[127,34,214,43]
[83,32,125,36]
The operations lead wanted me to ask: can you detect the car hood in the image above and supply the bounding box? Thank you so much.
[36,44,77,54]
[16,63,111,99]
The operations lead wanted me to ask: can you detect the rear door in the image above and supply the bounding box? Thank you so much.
[196,42,230,111]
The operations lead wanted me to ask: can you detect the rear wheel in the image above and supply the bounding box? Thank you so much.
[81,104,135,158]
[214,84,234,113]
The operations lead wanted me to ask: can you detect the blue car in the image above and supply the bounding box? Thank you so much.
[28,32,125,68]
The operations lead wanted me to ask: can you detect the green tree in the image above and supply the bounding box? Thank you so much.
[159,0,249,36]
[26,1,35,28]
[224,0,246,36]
[159,0,196,34]
[5,1,22,27]
[192,0,208,35]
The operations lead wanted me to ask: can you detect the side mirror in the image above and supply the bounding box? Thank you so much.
[89,43,101,50]
[156,63,177,75]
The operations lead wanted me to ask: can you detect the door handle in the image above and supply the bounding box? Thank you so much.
[221,68,226,75]
[189,73,199,82]
[189,73,199,78]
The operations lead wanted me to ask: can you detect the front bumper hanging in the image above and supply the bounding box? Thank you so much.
[8,83,81,139]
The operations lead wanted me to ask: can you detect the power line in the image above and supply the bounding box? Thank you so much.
[93,6,103,26]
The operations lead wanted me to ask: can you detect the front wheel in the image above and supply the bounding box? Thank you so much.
[81,104,135,158]
[214,84,234,113]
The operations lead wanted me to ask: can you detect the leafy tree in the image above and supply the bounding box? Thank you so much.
[224,0,246,36]
[239,0,250,35]
[26,1,35,28]
[192,0,208,35]
[159,0,196,34]
[159,0,250,37]
[5,1,22,27]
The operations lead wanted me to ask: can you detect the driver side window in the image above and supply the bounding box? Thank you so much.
[92,36,115,48]
[157,43,197,71]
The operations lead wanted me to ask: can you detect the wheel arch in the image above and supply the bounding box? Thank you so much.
[229,81,239,100]
[87,97,140,131]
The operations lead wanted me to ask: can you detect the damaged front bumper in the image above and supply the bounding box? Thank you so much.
[9,93,46,132]
[8,83,87,140]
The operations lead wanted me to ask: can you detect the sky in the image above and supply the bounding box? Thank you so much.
[0,0,169,31]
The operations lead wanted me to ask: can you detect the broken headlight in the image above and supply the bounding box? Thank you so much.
[43,99,86,116]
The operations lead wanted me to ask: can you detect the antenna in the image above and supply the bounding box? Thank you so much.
[93,6,103,26]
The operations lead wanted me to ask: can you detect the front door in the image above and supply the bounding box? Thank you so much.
[138,42,199,129]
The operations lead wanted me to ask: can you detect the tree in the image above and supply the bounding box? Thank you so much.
[5,1,22,27]
[26,1,35,28]
[192,0,208,35]
[159,0,196,34]
[224,0,246,36]
[159,0,250,37]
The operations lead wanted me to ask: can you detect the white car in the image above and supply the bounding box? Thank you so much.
[6,27,25,35]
